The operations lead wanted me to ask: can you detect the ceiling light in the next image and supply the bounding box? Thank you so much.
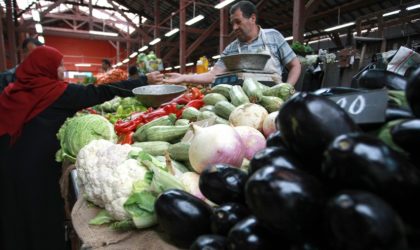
[138,45,148,52]
[407,4,420,11]
[116,62,123,67]
[165,28,179,37]
[324,22,355,32]
[186,14,205,26]
[75,63,91,67]
[37,35,45,44]
[186,62,194,67]
[89,30,118,37]
[149,38,161,45]
[141,16,148,24]
[165,67,173,70]
[35,23,43,33]
[285,36,293,41]
[129,52,139,58]
[112,65,117,68]
[32,10,40,22]
[383,10,400,17]
[122,58,129,64]
[215,0,236,9]
[212,55,221,59]
[174,65,181,69]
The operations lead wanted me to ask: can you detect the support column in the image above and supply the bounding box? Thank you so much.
[377,14,386,52]
[179,0,187,73]
[293,0,305,43]
[6,0,17,66]
[0,7,7,70]
[154,0,161,57]
[219,1,229,54]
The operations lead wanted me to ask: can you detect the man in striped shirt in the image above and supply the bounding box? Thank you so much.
[164,1,301,86]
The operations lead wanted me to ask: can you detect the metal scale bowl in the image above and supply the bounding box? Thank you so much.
[213,53,277,86]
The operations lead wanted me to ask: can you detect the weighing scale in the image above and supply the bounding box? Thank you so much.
[212,69,278,87]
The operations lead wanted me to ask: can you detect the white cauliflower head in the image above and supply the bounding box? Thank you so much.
[76,139,147,220]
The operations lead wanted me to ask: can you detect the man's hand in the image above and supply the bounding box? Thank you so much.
[163,72,186,84]
[146,71,164,84]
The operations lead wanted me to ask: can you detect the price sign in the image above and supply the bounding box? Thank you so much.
[326,89,388,124]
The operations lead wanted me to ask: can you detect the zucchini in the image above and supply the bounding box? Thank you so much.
[200,105,215,112]
[197,111,228,124]
[144,125,190,143]
[203,93,228,106]
[133,114,177,142]
[132,141,170,156]
[243,78,263,103]
[229,85,250,106]
[263,83,295,100]
[175,119,190,126]
[168,142,190,161]
[214,100,236,120]
[181,107,200,121]
[211,84,232,99]
[256,81,270,92]
[259,96,284,113]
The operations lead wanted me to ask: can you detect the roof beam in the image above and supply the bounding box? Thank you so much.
[187,19,219,57]
[40,0,67,19]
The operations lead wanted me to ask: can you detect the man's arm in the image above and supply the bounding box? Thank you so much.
[164,66,225,85]
[285,58,301,85]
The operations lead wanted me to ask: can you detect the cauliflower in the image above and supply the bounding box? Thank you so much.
[76,139,147,220]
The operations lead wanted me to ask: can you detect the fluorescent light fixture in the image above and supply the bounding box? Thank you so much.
[89,30,118,37]
[122,58,130,64]
[75,63,91,67]
[35,23,43,33]
[212,55,221,59]
[37,35,45,44]
[32,10,40,22]
[141,16,148,24]
[308,37,331,44]
[174,65,181,69]
[112,65,117,68]
[285,36,293,41]
[407,4,420,11]
[165,28,180,37]
[324,22,355,32]
[165,67,173,70]
[138,45,148,52]
[383,10,400,17]
[116,62,123,67]
[215,0,236,9]
[129,52,139,58]
[186,14,205,26]
[186,62,194,67]
[149,38,161,45]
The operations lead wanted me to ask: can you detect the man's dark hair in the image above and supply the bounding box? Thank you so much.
[102,59,111,66]
[229,1,257,19]
[128,65,139,76]
[22,37,43,50]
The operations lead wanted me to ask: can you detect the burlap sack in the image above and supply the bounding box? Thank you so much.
[71,198,181,250]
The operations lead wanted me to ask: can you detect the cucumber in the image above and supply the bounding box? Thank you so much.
[259,96,284,113]
[196,111,228,124]
[199,105,215,112]
[181,107,200,121]
[132,141,170,156]
[256,81,270,92]
[243,78,263,103]
[229,85,250,106]
[144,125,190,143]
[175,119,190,126]
[203,93,228,106]
[263,83,296,100]
[133,114,177,142]
[214,100,236,120]
[211,84,232,99]
[168,142,190,161]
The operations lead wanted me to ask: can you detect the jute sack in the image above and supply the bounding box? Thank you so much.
[71,198,181,250]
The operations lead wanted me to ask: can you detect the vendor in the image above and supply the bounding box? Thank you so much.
[101,58,112,73]
[0,46,163,250]
[164,1,301,85]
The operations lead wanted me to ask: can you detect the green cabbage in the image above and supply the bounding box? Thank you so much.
[56,114,117,163]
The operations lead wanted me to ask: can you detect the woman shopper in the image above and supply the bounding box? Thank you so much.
[0,46,163,250]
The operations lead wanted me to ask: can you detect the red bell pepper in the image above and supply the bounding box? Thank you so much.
[119,131,134,144]
[184,99,205,110]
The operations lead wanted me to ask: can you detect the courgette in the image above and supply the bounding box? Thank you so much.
[243,78,263,103]
[199,105,215,112]
[144,125,190,143]
[229,85,250,106]
[168,142,190,161]
[133,114,177,142]
[263,83,295,100]
[132,141,170,156]
[211,84,232,99]
[175,119,190,126]
[203,93,228,106]
[181,107,200,121]
[214,100,236,120]
[197,111,228,124]
[259,96,284,113]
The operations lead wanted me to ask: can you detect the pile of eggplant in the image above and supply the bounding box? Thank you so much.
[153,68,420,250]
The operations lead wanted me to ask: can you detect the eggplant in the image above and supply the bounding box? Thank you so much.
[199,164,248,205]
[249,147,303,176]
[313,87,364,96]
[406,67,420,117]
[265,130,288,149]
[245,167,325,242]
[210,202,250,236]
[277,92,359,171]
[322,133,420,224]
[154,189,212,247]
[227,216,276,250]
[358,69,407,90]
[325,191,407,250]
[190,234,228,250]
[385,106,414,121]
[391,119,420,156]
